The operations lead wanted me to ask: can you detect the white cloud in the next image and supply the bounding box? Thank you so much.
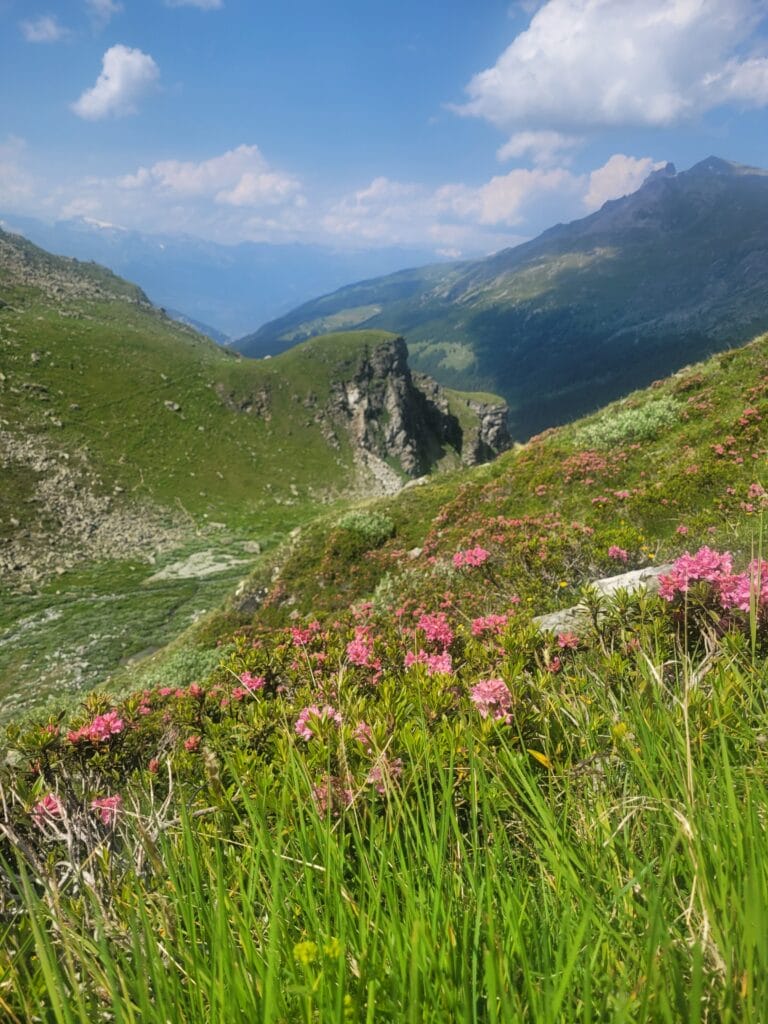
[165,0,223,8]
[118,145,303,206]
[20,15,68,43]
[497,130,581,166]
[321,168,576,250]
[86,0,123,28]
[322,151,665,250]
[583,154,667,210]
[435,167,580,225]
[72,45,160,120]
[3,135,665,254]
[458,0,768,132]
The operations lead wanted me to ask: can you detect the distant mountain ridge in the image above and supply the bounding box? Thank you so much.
[242,156,768,439]
[0,213,446,340]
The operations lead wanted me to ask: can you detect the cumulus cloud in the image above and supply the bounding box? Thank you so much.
[20,15,68,43]
[118,145,303,207]
[72,45,160,120]
[583,154,667,210]
[4,133,665,254]
[497,131,581,166]
[322,151,665,251]
[458,0,768,132]
[86,0,123,28]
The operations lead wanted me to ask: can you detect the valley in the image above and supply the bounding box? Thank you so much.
[0,227,508,717]
[246,157,768,438]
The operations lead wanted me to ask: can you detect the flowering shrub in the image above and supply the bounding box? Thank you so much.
[659,546,768,623]
[470,679,513,722]
[67,710,125,744]
[453,546,490,568]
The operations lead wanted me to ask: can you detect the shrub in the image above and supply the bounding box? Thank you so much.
[335,510,396,548]
[577,396,679,448]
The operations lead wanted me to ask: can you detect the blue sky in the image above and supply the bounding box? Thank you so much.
[3,0,768,256]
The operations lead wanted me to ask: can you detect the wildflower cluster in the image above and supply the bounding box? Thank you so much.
[659,546,768,614]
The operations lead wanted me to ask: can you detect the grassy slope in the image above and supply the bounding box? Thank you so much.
[1,228,496,714]
[4,329,768,1019]
[225,333,768,628]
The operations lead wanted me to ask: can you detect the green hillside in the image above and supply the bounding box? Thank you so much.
[243,157,768,439]
[0,229,502,715]
[5,322,768,1019]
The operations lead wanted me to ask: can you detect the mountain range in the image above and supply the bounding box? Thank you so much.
[0,212,444,342]
[243,156,768,438]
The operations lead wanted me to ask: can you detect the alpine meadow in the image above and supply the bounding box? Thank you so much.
[3,2,768,1022]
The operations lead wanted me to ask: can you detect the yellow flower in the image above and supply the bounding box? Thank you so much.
[559,581,569,588]
[293,940,318,966]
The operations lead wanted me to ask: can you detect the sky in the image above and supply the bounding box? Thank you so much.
[2,0,768,258]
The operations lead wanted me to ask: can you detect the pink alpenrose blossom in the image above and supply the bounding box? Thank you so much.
[32,793,63,827]
[470,679,512,721]
[91,794,123,827]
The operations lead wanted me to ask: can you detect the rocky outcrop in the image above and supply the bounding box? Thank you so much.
[329,337,508,491]
[461,399,511,467]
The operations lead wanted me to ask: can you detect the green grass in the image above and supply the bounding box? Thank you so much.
[4,620,768,1021]
[7,230,768,1020]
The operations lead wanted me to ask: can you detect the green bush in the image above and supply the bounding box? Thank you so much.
[577,396,679,447]
[335,510,396,548]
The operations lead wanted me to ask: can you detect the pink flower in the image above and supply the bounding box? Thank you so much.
[33,793,63,827]
[453,546,490,568]
[91,794,123,827]
[471,614,508,637]
[184,735,201,753]
[557,632,579,650]
[404,650,453,675]
[239,672,265,691]
[676,524,689,536]
[608,546,628,563]
[417,612,454,648]
[424,652,453,675]
[353,721,374,751]
[294,704,342,742]
[367,755,403,795]
[719,560,768,612]
[290,621,321,646]
[659,546,734,601]
[148,758,160,774]
[470,679,512,721]
[68,710,125,745]
[312,776,354,816]
[346,627,381,671]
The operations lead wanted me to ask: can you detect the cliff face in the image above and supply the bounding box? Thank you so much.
[329,336,509,492]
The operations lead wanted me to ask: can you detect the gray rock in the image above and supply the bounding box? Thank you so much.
[534,564,673,635]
